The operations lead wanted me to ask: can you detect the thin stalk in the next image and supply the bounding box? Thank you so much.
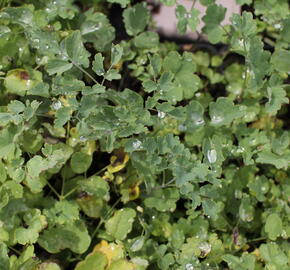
[162,170,166,187]
[91,165,109,177]
[242,38,248,92]
[72,61,98,84]
[247,236,267,243]
[46,181,61,200]
[36,113,54,119]
[91,198,121,238]
[8,246,21,255]
[62,187,78,200]
[191,0,197,9]
[61,175,65,198]
[101,64,113,86]
[221,25,230,37]
[66,121,70,140]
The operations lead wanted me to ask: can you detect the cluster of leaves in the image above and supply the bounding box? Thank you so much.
[0,0,289,269]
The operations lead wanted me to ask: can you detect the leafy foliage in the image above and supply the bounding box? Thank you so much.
[0,0,289,269]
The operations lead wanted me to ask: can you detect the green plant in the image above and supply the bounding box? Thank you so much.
[0,0,289,269]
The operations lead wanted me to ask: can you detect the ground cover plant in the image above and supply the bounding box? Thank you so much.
[0,0,289,269]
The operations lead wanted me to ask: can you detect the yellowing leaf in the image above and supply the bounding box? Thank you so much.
[129,184,140,201]
[107,152,129,174]
[74,250,108,270]
[4,69,42,96]
[93,240,124,266]
[107,259,136,270]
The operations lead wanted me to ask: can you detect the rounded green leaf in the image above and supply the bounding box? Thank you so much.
[134,31,159,49]
[70,152,92,174]
[105,208,136,240]
[265,213,283,240]
[123,3,149,36]
[38,221,91,254]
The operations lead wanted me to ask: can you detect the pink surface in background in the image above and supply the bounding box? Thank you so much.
[153,0,241,38]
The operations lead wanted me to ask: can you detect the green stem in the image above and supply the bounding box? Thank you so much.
[62,187,78,199]
[35,113,54,119]
[91,165,109,177]
[46,181,61,200]
[248,236,267,243]
[162,170,166,187]
[101,64,113,86]
[91,198,121,238]
[61,176,65,197]
[8,246,21,255]
[242,38,248,91]
[72,61,98,84]
[221,25,230,37]
[191,0,197,9]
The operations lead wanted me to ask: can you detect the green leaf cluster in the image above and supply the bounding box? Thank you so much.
[0,0,289,269]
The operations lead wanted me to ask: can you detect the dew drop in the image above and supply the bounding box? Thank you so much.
[236,146,245,153]
[199,242,211,255]
[52,100,62,110]
[25,80,32,88]
[194,118,204,126]
[191,113,204,126]
[211,115,224,124]
[93,22,102,31]
[132,140,142,150]
[234,189,242,199]
[157,111,166,119]
[79,136,87,142]
[261,186,267,192]
[140,59,146,65]
[178,124,187,132]
[185,263,194,270]
[207,149,217,164]
[240,208,253,222]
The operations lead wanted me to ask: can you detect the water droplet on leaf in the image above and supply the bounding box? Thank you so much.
[207,149,217,164]
[178,124,187,132]
[79,136,87,142]
[132,140,142,150]
[157,111,166,119]
[199,242,211,256]
[211,115,224,124]
[185,263,194,270]
[52,100,62,110]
